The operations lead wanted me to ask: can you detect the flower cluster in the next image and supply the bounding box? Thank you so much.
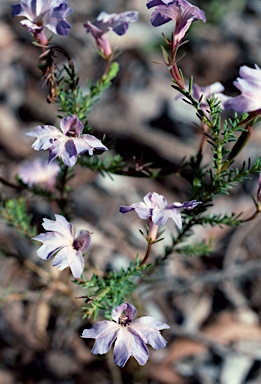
[26,115,108,167]
[33,214,92,278]
[82,302,169,367]
[12,1,138,52]
[10,0,261,374]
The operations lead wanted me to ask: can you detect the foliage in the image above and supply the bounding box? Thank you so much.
[76,257,150,319]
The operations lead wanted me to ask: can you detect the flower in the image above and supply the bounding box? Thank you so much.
[18,158,59,188]
[33,214,92,278]
[146,0,206,47]
[222,64,261,114]
[82,302,169,367]
[26,115,108,167]
[120,192,200,230]
[84,11,138,58]
[12,0,73,44]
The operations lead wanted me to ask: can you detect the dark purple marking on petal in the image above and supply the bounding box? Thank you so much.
[11,4,22,17]
[56,19,72,35]
[119,206,135,214]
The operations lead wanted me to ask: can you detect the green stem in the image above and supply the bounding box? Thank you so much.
[221,124,253,172]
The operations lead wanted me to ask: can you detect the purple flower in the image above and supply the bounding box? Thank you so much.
[84,11,138,58]
[33,214,92,278]
[82,302,169,367]
[18,158,59,189]
[147,0,206,47]
[12,0,73,44]
[26,115,108,167]
[223,64,261,114]
[120,192,200,230]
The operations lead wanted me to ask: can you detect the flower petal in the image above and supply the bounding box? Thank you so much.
[113,328,149,367]
[120,202,151,220]
[152,207,168,226]
[60,115,83,135]
[52,247,71,270]
[131,316,169,349]
[125,303,137,321]
[60,139,78,167]
[111,302,137,322]
[169,209,182,229]
[26,125,61,151]
[69,251,84,278]
[33,233,63,259]
[81,134,108,152]
[82,322,120,355]
[223,64,261,113]
[111,303,128,322]
[51,245,84,277]
[144,192,167,209]
[92,11,138,36]
[223,95,261,113]
[42,214,74,239]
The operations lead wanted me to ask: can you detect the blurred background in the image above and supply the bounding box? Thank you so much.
[1,1,261,383]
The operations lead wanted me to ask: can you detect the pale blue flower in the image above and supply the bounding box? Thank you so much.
[26,115,108,167]
[223,64,261,113]
[120,192,200,229]
[33,214,92,278]
[82,302,169,367]
[18,158,59,188]
[84,11,138,36]
[84,11,138,58]
[147,0,206,47]
[12,0,73,36]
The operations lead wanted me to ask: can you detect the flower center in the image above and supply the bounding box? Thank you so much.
[73,238,86,251]
[66,127,77,137]
[119,314,131,326]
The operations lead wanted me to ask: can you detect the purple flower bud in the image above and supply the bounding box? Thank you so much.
[26,115,108,167]
[33,214,92,278]
[82,302,169,367]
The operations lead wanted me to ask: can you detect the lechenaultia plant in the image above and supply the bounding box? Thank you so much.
[1,0,260,368]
